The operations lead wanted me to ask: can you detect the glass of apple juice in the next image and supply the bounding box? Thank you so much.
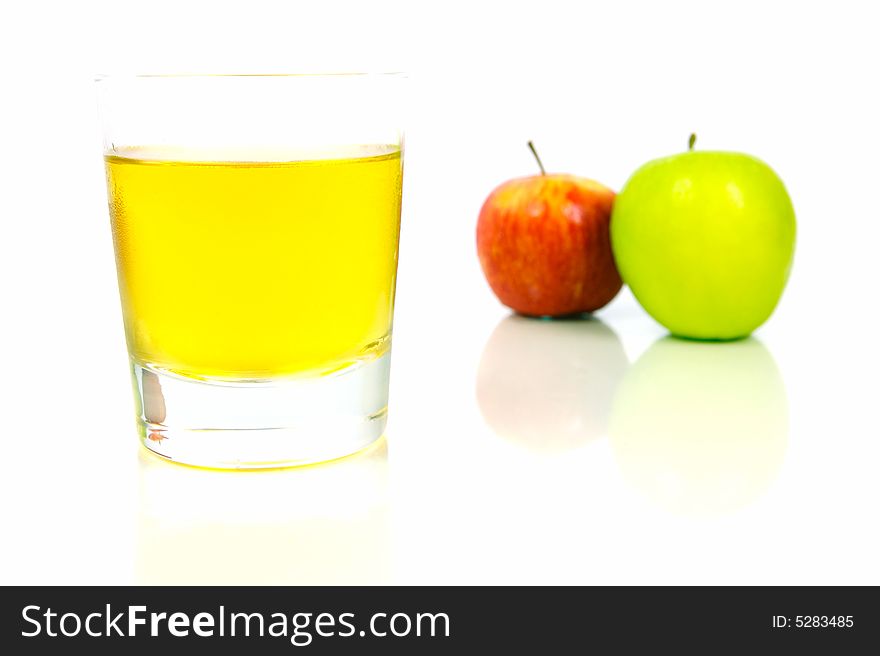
[96,74,406,469]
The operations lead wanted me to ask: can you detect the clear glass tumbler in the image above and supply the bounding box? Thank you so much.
[96,74,405,469]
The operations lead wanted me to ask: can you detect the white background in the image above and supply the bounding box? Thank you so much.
[1,0,878,584]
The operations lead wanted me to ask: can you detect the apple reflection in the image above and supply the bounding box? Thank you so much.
[476,315,629,451]
[137,438,389,584]
[610,337,788,516]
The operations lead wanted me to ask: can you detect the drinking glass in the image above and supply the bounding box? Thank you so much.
[96,74,405,469]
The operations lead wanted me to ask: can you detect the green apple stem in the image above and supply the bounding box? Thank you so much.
[527,141,546,175]
[688,133,697,151]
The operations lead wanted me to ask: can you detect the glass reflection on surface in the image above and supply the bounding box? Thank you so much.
[476,315,629,452]
[137,438,389,584]
[610,337,788,516]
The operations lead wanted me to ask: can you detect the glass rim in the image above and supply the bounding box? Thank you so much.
[94,71,408,83]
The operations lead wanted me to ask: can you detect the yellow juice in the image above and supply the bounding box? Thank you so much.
[105,145,403,380]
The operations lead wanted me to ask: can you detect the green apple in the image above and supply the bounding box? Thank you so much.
[611,137,796,340]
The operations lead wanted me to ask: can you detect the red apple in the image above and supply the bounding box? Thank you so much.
[476,143,621,316]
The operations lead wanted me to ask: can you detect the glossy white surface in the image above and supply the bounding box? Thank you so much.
[1,0,878,585]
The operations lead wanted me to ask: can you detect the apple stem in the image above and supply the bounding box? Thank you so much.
[688,133,697,151]
[527,141,546,175]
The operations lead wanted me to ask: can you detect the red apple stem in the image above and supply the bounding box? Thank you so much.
[688,133,697,151]
[527,141,546,175]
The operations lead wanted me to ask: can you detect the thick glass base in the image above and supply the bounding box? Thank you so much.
[131,353,390,469]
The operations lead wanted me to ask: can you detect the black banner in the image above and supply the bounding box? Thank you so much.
[1,586,876,653]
